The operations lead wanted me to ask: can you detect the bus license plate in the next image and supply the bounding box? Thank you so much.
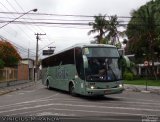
[105,90,111,94]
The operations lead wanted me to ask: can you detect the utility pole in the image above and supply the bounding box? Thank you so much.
[28,48,30,59]
[35,33,46,81]
[28,48,30,81]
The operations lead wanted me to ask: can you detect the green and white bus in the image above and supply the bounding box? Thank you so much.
[42,44,124,96]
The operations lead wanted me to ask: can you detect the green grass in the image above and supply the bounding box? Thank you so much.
[124,80,160,86]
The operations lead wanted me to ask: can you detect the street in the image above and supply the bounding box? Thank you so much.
[0,81,160,122]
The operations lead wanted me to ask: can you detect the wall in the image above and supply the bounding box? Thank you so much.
[18,64,29,80]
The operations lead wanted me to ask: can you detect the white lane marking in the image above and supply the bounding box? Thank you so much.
[18,90,36,93]
[18,93,24,95]
[3,99,160,116]
[1,97,160,111]
[36,112,75,116]
[19,86,45,92]
[0,103,160,114]
[5,95,12,97]
[115,96,160,103]
[8,106,76,116]
[45,97,160,106]
[53,108,153,116]
[44,97,160,106]
[55,99,160,108]
[0,94,59,109]
[6,106,155,117]
[37,112,55,116]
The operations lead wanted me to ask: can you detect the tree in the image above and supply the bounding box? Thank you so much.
[106,15,125,48]
[88,14,124,46]
[126,0,160,78]
[88,14,109,44]
[0,40,21,67]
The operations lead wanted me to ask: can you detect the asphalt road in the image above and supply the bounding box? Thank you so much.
[0,81,160,122]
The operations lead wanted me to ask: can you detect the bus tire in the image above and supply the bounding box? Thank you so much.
[69,83,75,96]
[46,80,51,90]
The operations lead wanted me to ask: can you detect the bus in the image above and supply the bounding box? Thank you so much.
[41,44,124,96]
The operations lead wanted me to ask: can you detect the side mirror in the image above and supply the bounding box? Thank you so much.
[118,56,123,69]
[83,55,88,68]
[123,56,130,68]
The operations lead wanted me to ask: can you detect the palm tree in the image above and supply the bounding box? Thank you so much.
[88,14,109,44]
[106,15,125,48]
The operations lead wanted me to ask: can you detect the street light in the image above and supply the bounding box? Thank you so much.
[0,8,38,29]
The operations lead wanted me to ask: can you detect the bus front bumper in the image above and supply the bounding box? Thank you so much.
[86,87,124,96]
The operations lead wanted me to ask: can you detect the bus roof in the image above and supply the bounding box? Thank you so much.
[42,43,116,60]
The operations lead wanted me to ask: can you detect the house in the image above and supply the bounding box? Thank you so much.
[19,58,35,81]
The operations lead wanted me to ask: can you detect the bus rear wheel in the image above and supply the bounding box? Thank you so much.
[69,83,75,96]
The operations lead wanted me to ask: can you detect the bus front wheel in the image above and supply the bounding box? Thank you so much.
[69,83,75,96]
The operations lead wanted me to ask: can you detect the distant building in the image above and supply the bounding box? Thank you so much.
[19,58,35,81]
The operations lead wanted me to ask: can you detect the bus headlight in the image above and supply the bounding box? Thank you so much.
[91,86,95,89]
[119,84,123,88]
[75,75,78,79]
[87,82,96,89]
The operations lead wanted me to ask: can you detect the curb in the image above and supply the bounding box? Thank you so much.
[124,84,160,95]
[0,80,30,88]
[0,82,34,96]
[141,90,151,93]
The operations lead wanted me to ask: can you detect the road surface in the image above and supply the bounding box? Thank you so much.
[0,81,159,122]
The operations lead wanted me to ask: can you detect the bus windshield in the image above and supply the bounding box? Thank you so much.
[83,47,119,58]
[82,47,122,82]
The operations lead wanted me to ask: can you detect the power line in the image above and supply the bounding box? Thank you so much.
[0,1,36,46]
[1,11,159,21]
[0,20,89,25]
[31,24,90,29]
[1,19,160,28]
[0,16,94,22]
[13,0,51,44]
[5,0,40,45]
[1,20,160,27]
[3,17,159,24]
[0,35,36,58]
[0,11,134,18]
[0,35,35,54]
[38,41,55,51]
[0,1,21,32]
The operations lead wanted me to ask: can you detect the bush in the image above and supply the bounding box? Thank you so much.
[0,59,4,69]
[0,41,21,67]
[123,71,133,81]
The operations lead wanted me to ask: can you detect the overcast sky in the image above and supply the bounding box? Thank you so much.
[0,0,150,59]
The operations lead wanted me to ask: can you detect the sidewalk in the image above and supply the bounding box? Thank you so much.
[124,84,160,95]
[0,80,36,96]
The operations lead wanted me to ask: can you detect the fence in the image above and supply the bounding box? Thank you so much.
[0,67,17,82]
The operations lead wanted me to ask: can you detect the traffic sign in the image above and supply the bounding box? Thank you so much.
[43,50,54,55]
[144,61,149,66]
